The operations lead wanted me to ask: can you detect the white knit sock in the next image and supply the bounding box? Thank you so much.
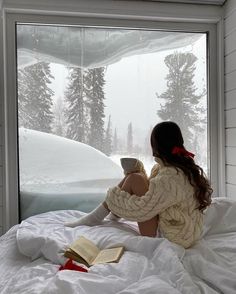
[107,212,121,221]
[65,204,110,227]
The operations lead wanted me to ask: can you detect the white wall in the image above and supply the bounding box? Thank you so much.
[0,1,4,236]
[224,0,236,199]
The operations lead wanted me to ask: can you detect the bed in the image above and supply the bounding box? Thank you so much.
[0,197,236,294]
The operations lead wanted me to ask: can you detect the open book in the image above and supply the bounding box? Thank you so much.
[64,236,125,267]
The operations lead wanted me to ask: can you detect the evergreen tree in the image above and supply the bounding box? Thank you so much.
[18,62,54,133]
[157,52,205,150]
[127,122,133,154]
[85,68,106,152]
[113,128,118,154]
[65,68,88,143]
[52,96,67,137]
[104,115,112,156]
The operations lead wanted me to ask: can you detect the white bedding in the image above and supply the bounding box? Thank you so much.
[1,198,236,293]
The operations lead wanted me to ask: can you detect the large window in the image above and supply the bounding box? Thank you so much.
[16,24,207,220]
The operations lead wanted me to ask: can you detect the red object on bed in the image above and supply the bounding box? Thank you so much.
[59,259,88,272]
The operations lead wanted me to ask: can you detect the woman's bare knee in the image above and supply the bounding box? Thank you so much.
[121,173,148,196]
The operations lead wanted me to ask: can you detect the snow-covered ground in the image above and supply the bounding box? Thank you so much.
[19,128,124,187]
[19,128,124,219]
[19,128,156,220]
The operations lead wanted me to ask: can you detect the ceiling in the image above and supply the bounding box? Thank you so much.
[133,0,226,5]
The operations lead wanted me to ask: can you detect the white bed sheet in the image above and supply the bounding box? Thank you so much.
[0,198,236,293]
[0,225,30,291]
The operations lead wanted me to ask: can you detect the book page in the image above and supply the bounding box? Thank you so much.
[70,236,100,265]
[91,247,124,265]
[64,248,90,267]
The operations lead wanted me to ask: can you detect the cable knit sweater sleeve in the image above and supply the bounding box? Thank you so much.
[105,170,184,222]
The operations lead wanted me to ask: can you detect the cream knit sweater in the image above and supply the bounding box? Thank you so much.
[106,159,203,248]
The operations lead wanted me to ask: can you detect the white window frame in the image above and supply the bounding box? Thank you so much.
[1,0,224,230]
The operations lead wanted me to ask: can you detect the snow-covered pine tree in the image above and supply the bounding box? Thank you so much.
[113,128,118,154]
[52,96,67,137]
[17,62,54,133]
[85,68,106,152]
[65,67,88,143]
[104,115,112,156]
[127,122,133,154]
[157,52,205,150]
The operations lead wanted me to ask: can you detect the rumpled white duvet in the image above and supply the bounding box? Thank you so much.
[1,197,236,294]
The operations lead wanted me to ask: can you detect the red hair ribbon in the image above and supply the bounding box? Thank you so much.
[172,146,195,158]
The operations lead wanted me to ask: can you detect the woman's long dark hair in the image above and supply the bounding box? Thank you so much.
[151,121,212,211]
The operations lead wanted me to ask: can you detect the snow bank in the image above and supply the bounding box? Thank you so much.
[17,26,201,69]
[19,128,123,218]
[19,128,123,187]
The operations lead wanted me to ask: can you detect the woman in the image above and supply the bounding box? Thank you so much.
[66,121,212,248]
